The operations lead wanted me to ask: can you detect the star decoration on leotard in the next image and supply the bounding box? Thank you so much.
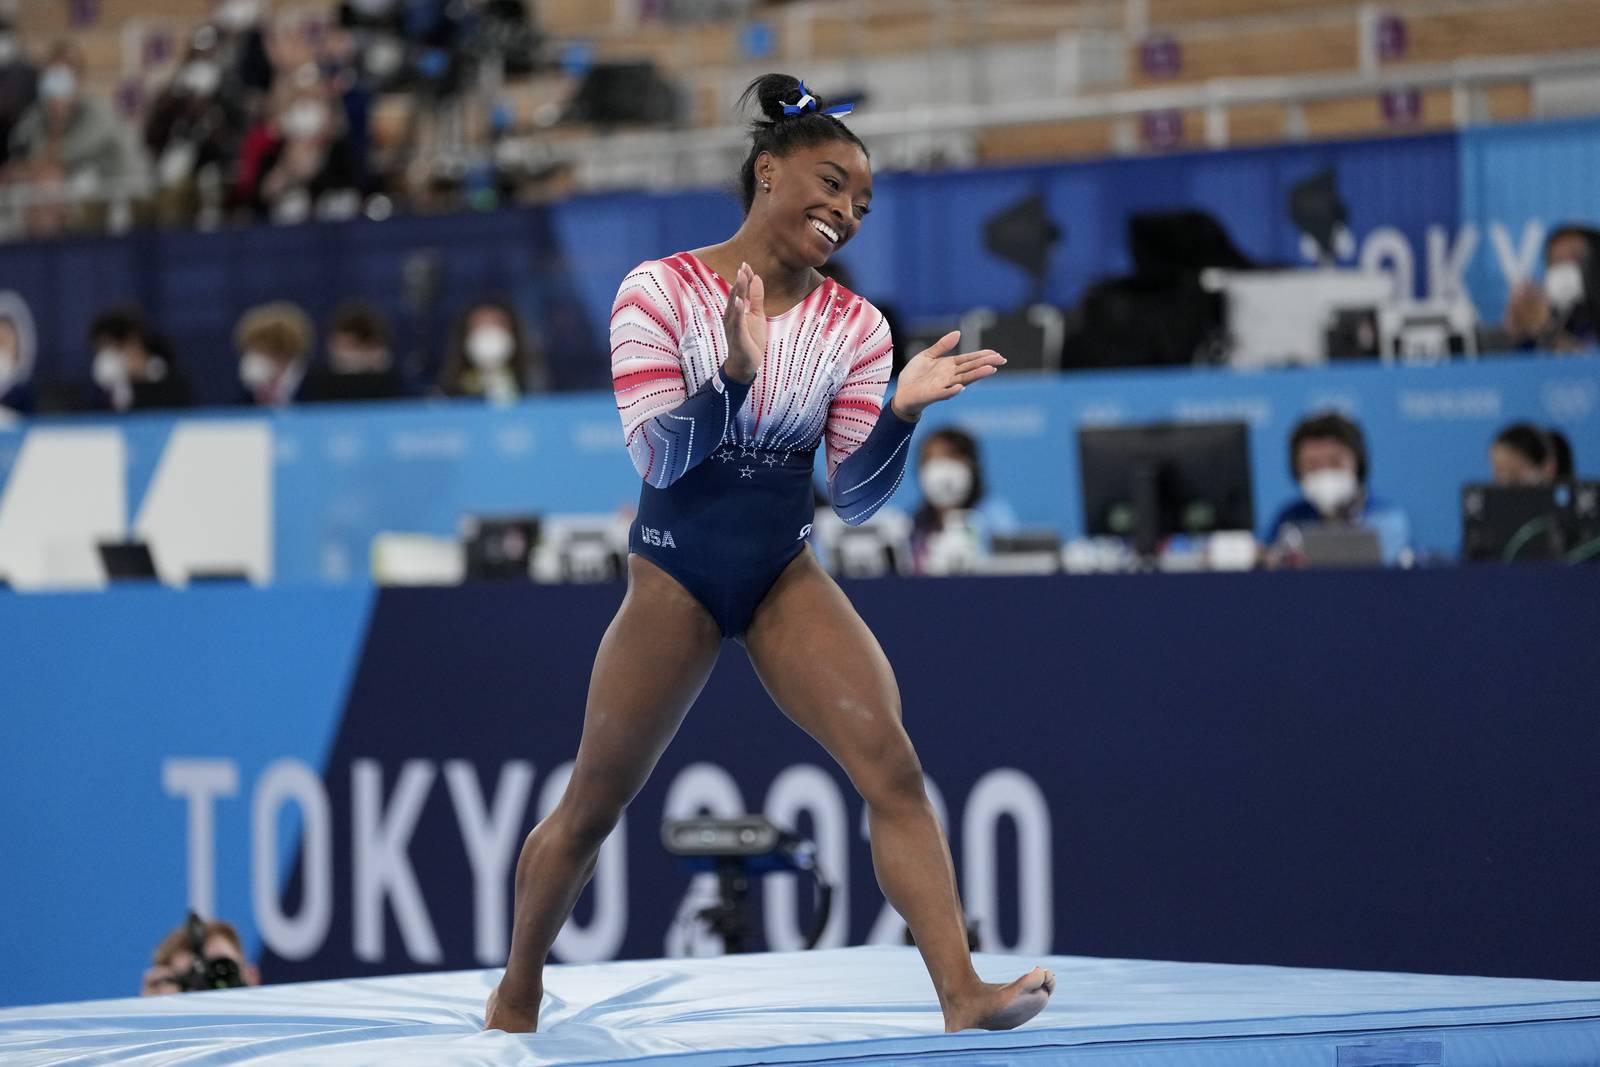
[739,466,755,479]
[762,454,779,466]
[739,446,757,459]
[716,447,737,462]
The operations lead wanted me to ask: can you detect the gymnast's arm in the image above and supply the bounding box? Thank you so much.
[611,264,755,489]
[824,307,914,526]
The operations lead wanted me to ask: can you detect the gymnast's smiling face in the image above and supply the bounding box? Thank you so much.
[754,141,872,269]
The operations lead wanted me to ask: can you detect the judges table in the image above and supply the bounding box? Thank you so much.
[2,565,1596,1010]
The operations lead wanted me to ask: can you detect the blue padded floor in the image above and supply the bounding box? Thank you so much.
[3,947,1600,1065]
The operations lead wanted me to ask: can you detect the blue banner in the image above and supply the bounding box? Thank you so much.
[3,569,1597,1008]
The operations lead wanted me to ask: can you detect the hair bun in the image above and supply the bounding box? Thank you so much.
[742,72,837,125]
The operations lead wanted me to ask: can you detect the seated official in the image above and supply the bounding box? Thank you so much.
[1266,411,1412,566]
[909,427,1019,574]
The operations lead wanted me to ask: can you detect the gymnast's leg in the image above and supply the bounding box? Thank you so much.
[485,555,723,1032]
[741,550,1055,1033]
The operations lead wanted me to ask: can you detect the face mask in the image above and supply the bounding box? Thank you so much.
[40,65,77,102]
[1545,261,1585,312]
[282,102,327,140]
[920,457,973,509]
[466,325,514,370]
[216,0,260,30]
[92,348,127,391]
[239,349,276,390]
[0,35,18,66]
[364,36,404,78]
[179,60,221,96]
[1301,467,1359,517]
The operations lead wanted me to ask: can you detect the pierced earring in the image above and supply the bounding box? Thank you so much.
[761,180,771,192]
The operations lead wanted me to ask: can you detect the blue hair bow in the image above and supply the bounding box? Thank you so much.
[782,81,855,118]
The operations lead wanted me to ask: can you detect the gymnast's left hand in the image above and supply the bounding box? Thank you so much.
[889,331,1005,421]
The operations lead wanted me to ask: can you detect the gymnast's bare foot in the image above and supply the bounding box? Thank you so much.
[483,981,540,1033]
[942,967,1057,1033]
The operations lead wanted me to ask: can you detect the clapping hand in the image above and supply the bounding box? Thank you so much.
[722,262,767,384]
[889,331,1006,420]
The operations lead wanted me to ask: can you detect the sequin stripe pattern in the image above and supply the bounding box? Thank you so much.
[610,258,733,487]
[610,253,893,488]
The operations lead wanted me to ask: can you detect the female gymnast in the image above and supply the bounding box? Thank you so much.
[486,73,1056,1035]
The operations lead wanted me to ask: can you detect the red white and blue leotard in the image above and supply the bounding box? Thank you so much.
[612,252,916,636]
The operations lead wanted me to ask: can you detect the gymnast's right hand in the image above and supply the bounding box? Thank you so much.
[721,261,767,384]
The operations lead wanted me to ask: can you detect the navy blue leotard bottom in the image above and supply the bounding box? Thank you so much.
[629,445,818,638]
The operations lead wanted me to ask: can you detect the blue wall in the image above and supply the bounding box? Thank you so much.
[3,118,1598,404]
[3,570,1598,1007]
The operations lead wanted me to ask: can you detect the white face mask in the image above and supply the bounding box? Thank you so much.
[239,349,277,390]
[216,0,261,31]
[1545,261,1585,312]
[179,60,222,96]
[282,102,327,140]
[92,348,127,391]
[466,325,514,370]
[1301,467,1359,518]
[40,65,77,102]
[920,457,973,509]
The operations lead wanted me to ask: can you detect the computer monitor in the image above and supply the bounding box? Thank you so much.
[1460,482,1588,563]
[1078,421,1254,555]
[98,541,159,582]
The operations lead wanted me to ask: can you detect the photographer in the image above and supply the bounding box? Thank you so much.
[140,914,260,996]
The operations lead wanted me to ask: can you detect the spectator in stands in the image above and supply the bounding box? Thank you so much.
[234,300,314,406]
[1489,422,1561,487]
[88,305,193,412]
[211,0,276,98]
[1502,224,1599,353]
[238,66,362,224]
[438,297,547,402]
[909,428,1018,575]
[140,916,260,996]
[144,26,250,228]
[300,299,407,401]
[1266,411,1412,566]
[0,16,37,172]
[0,296,34,418]
[4,41,147,237]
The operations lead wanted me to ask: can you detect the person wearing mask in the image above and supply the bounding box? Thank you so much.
[212,0,275,98]
[1489,422,1561,487]
[240,66,361,224]
[88,306,193,412]
[0,18,38,172]
[234,301,313,407]
[909,427,1017,574]
[438,297,547,403]
[143,26,248,227]
[5,42,147,236]
[0,296,35,419]
[140,916,261,996]
[1502,224,1599,353]
[1266,411,1412,566]
[300,299,406,401]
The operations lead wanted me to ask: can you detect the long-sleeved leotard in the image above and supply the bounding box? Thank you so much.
[611,253,916,635]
